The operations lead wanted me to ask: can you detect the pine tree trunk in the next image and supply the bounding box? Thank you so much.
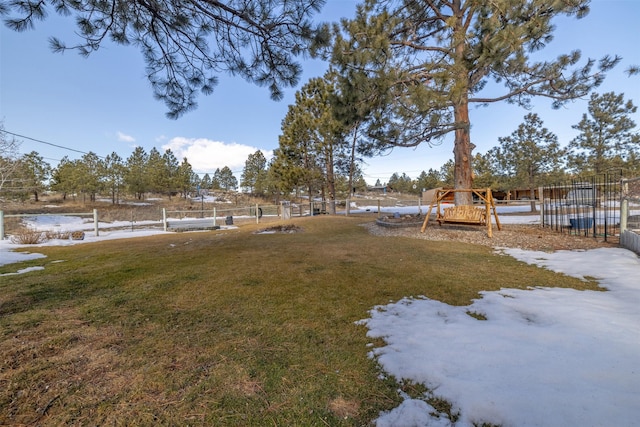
[453,101,474,205]
[348,125,359,197]
[325,149,336,215]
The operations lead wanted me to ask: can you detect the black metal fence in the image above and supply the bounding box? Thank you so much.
[540,171,622,243]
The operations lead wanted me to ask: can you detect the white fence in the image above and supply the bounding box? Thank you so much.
[5,193,638,255]
[0,210,99,240]
[162,198,429,231]
[162,203,283,230]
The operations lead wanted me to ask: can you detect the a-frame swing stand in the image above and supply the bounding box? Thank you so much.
[420,188,502,237]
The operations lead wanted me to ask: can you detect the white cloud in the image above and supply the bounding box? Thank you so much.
[162,137,273,173]
[116,131,136,143]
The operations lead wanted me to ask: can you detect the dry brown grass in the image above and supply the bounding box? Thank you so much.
[0,215,599,425]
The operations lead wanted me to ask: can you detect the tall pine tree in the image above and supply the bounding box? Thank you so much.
[332,0,618,204]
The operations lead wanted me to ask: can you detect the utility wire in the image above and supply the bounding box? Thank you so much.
[2,129,103,158]
[3,130,418,181]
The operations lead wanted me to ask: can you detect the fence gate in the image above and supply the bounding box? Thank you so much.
[620,177,640,254]
[540,172,622,243]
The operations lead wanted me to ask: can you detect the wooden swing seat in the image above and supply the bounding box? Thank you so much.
[439,205,486,225]
[421,188,502,238]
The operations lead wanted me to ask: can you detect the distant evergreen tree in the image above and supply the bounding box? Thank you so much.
[103,152,125,204]
[241,151,268,195]
[146,148,165,195]
[125,147,149,200]
[200,173,212,191]
[175,157,195,198]
[471,153,500,190]
[78,152,102,202]
[19,151,51,201]
[439,161,455,188]
[212,168,222,190]
[567,92,640,174]
[50,156,76,200]
[217,166,238,191]
[162,149,180,198]
[493,113,564,211]
[388,172,413,193]
[416,169,441,192]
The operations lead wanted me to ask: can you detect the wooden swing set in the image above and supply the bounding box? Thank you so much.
[420,188,502,237]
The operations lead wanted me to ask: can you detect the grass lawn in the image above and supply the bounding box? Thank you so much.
[0,216,597,426]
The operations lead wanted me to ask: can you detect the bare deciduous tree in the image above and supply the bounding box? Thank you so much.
[0,126,21,195]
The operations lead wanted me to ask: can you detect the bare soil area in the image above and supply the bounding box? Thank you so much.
[366,221,618,252]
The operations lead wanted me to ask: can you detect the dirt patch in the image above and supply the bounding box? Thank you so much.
[328,396,360,419]
[254,224,302,234]
[365,222,618,252]
[376,214,425,228]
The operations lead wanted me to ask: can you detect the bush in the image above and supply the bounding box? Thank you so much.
[10,228,48,244]
[45,230,71,240]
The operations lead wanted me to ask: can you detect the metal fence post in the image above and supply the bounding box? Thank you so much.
[538,186,544,226]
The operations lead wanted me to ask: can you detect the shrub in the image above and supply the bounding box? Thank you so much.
[45,230,71,240]
[10,228,48,244]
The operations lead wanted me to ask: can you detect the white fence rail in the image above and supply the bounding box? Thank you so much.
[163,203,284,231]
[7,194,638,254]
[0,210,99,240]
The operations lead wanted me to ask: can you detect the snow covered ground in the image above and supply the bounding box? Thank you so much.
[367,247,640,427]
[1,213,639,426]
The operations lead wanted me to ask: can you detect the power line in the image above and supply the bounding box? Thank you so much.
[3,130,430,181]
[2,129,103,158]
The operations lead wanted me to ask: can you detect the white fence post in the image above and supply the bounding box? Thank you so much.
[256,204,260,224]
[620,181,629,234]
[93,209,99,236]
[621,198,628,234]
[162,208,167,231]
[0,211,4,240]
[213,207,217,227]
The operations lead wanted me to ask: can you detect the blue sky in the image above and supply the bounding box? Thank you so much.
[1,0,639,185]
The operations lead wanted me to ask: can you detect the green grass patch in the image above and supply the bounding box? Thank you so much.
[0,216,598,425]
